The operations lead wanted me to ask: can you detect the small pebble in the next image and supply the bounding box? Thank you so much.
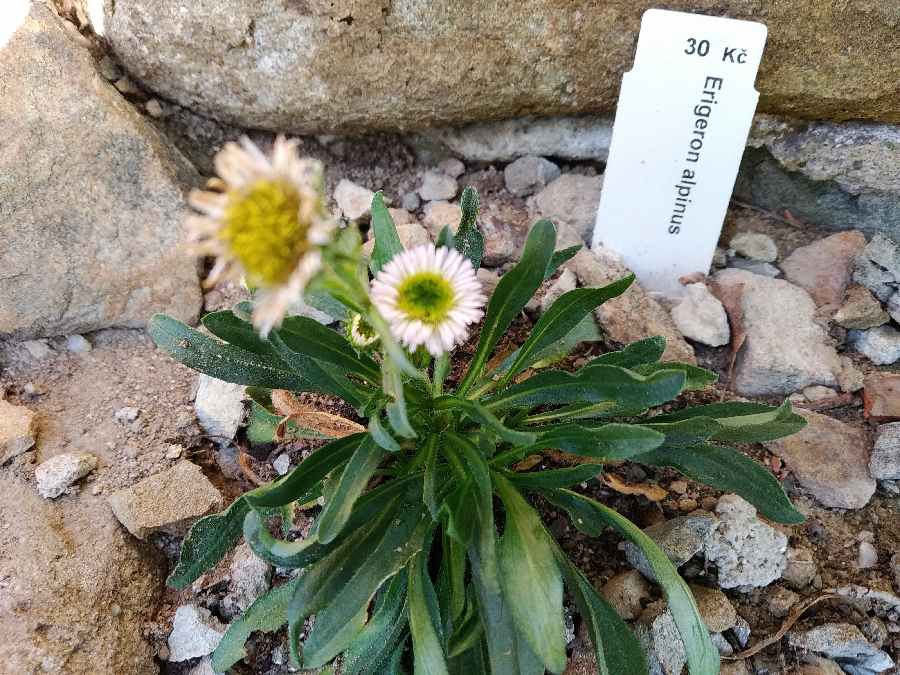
[115,407,141,424]
[670,480,688,495]
[437,157,465,178]
[678,498,698,512]
[729,232,778,262]
[66,334,92,353]
[400,191,421,211]
[145,99,164,118]
[165,444,184,460]
[273,453,291,476]
[859,541,879,569]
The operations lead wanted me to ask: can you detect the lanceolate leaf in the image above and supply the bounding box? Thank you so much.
[409,550,450,675]
[211,576,301,671]
[267,330,369,408]
[202,310,280,356]
[457,219,557,395]
[637,443,805,524]
[440,397,537,446]
[545,489,720,675]
[149,314,309,391]
[317,435,386,544]
[649,400,806,443]
[302,604,368,668]
[628,362,717,391]
[277,315,381,383]
[494,474,567,674]
[343,572,410,675]
[454,186,485,270]
[484,365,686,413]
[501,279,634,385]
[587,336,666,368]
[245,433,364,508]
[502,464,602,490]
[544,245,582,280]
[167,496,251,589]
[552,547,646,675]
[530,423,665,460]
[369,191,404,274]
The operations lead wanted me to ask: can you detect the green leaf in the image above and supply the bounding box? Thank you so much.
[637,443,805,524]
[485,365,686,413]
[502,464,602,490]
[167,496,251,589]
[532,423,665,460]
[343,572,410,675]
[639,417,724,449]
[439,397,537,446]
[445,434,496,578]
[370,191,404,274]
[149,314,309,391]
[650,400,806,443]
[545,489,719,675]
[202,310,279,356]
[211,576,301,671]
[457,219,557,395]
[317,435,386,544]
[468,539,519,675]
[276,315,381,383]
[454,186,485,270]
[245,433,364,508]
[369,412,402,452]
[588,336,667,368]
[303,604,368,668]
[243,475,422,568]
[246,401,281,448]
[501,279,634,386]
[409,550,450,675]
[436,225,455,249]
[288,499,429,665]
[552,548,646,675]
[544,245,582,280]
[305,287,350,322]
[267,330,369,408]
[438,480,478,548]
[494,474,567,674]
[629,362,717,391]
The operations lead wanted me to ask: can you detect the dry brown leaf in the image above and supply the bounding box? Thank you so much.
[512,454,543,472]
[602,473,668,501]
[709,279,746,389]
[271,389,365,440]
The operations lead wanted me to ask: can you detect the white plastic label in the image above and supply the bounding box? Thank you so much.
[592,9,767,297]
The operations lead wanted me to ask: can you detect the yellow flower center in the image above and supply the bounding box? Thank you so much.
[221,179,312,286]
[396,272,455,324]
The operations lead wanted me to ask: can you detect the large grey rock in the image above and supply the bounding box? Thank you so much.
[713,269,841,396]
[101,3,900,134]
[0,4,201,339]
[764,409,876,509]
[738,118,900,234]
[703,495,787,590]
[0,475,163,673]
[789,624,895,674]
[635,605,687,675]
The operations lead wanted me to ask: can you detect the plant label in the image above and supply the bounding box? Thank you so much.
[592,8,767,297]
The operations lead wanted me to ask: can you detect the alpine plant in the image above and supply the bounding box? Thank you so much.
[150,138,806,675]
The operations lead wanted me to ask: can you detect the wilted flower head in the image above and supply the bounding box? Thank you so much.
[370,244,486,356]
[186,136,336,335]
[346,312,379,350]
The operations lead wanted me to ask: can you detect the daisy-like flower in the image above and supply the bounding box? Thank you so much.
[370,244,486,356]
[345,312,379,350]
[186,136,336,336]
